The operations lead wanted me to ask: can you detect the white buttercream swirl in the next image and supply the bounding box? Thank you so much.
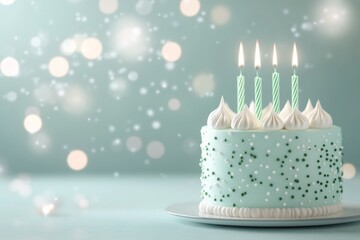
[262,102,273,119]
[199,201,342,218]
[249,101,256,116]
[231,105,259,130]
[261,109,284,130]
[302,99,314,118]
[279,100,292,121]
[308,101,333,128]
[207,97,232,129]
[284,107,310,130]
[225,103,236,119]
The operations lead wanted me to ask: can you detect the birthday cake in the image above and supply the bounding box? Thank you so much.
[199,43,343,218]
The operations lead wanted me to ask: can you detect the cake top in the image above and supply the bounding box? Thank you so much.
[207,98,333,131]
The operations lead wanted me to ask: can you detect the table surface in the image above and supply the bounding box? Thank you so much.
[1,174,360,240]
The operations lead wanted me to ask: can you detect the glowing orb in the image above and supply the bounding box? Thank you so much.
[161,41,182,62]
[109,79,127,99]
[99,0,118,14]
[126,136,142,153]
[192,73,215,97]
[135,0,154,15]
[0,0,16,6]
[146,141,165,159]
[180,0,200,17]
[31,37,42,48]
[81,37,103,59]
[211,5,231,25]
[0,57,19,77]
[24,114,43,134]
[168,98,181,111]
[316,2,349,36]
[5,91,17,102]
[62,85,90,114]
[61,38,77,55]
[67,150,88,171]
[342,163,356,179]
[112,19,148,60]
[152,121,161,129]
[48,57,69,78]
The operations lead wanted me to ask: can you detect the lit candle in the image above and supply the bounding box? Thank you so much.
[237,42,245,112]
[291,43,299,109]
[254,40,262,120]
[272,44,280,113]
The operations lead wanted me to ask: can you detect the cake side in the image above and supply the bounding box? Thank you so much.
[199,126,343,214]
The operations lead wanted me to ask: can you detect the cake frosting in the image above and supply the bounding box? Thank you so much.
[262,102,273,119]
[231,105,259,130]
[207,97,232,129]
[200,98,343,219]
[302,99,314,117]
[261,109,284,130]
[279,100,292,122]
[308,101,333,129]
[284,108,310,130]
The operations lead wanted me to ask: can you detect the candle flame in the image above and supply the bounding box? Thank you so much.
[238,42,244,67]
[254,40,261,69]
[292,43,298,68]
[272,44,278,67]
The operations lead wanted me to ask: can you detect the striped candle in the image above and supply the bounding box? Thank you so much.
[237,73,245,112]
[272,44,280,113]
[291,43,299,109]
[254,41,262,120]
[255,74,262,120]
[272,71,280,113]
[291,72,299,109]
[237,42,245,112]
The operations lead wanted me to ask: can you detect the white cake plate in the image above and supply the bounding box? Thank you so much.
[166,202,360,227]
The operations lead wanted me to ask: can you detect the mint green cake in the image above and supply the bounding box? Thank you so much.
[199,98,343,218]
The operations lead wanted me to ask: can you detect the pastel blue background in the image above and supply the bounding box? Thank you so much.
[0,0,359,175]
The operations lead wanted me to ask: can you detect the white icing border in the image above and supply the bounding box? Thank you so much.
[199,201,342,218]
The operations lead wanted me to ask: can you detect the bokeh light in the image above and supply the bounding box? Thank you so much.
[5,91,17,102]
[168,98,181,111]
[127,71,139,81]
[192,73,215,97]
[146,141,165,159]
[180,0,200,17]
[62,85,91,115]
[135,0,154,15]
[161,41,182,62]
[48,56,69,78]
[10,176,32,197]
[98,0,118,14]
[30,132,51,152]
[315,2,349,36]
[23,114,43,134]
[109,79,127,99]
[0,57,20,77]
[0,0,16,6]
[67,150,88,171]
[81,37,103,59]
[112,19,149,60]
[211,5,231,25]
[126,136,142,153]
[60,38,77,55]
[343,163,356,179]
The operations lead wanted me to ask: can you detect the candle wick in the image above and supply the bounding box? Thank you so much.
[255,67,259,77]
